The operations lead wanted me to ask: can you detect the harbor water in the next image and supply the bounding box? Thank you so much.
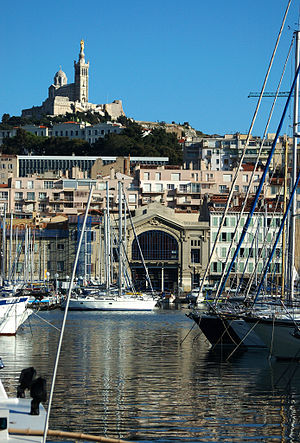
[1,308,300,442]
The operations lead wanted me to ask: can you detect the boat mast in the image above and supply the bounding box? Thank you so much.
[281,136,288,299]
[105,182,111,292]
[1,208,6,284]
[8,212,13,284]
[289,30,300,301]
[118,181,123,297]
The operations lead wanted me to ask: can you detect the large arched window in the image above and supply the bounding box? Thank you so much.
[132,230,178,260]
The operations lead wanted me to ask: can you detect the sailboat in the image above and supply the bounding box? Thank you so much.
[0,188,136,443]
[188,8,300,351]
[62,182,158,311]
[0,212,33,335]
[240,29,300,359]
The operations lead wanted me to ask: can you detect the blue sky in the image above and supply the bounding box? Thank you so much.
[1,0,299,136]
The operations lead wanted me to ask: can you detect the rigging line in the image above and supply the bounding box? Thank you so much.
[123,193,155,295]
[253,167,300,303]
[209,315,240,350]
[244,182,285,303]
[31,310,61,332]
[111,213,136,293]
[225,319,260,362]
[42,184,94,443]
[219,61,300,301]
[214,36,295,305]
[253,170,300,304]
[195,0,292,304]
[235,220,261,295]
[180,320,196,346]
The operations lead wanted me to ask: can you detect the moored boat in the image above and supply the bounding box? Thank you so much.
[0,294,32,335]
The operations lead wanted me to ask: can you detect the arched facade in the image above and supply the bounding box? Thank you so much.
[126,203,209,294]
[132,230,178,261]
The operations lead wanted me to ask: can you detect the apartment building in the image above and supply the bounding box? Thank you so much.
[134,164,265,211]
[2,175,139,217]
[209,206,283,287]
[183,133,292,171]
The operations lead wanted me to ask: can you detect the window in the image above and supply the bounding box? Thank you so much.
[155,184,163,192]
[221,232,227,241]
[15,180,21,189]
[15,203,23,212]
[39,192,47,200]
[128,194,136,203]
[57,244,64,250]
[44,181,53,189]
[57,261,64,271]
[171,173,181,181]
[15,192,23,200]
[191,249,200,263]
[167,184,175,190]
[27,192,35,200]
[212,262,218,272]
[179,184,188,192]
[242,174,248,183]
[219,185,228,193]
[143,184,151,192]
[27,180,34,189]
[223,174,232,182]
[243,185,248,193]
[132,230,178,260]
[38,204,47,212]
[191,183,201,192]
[221,247,227,258]
[155,172,161,180]
[144,172,150,180]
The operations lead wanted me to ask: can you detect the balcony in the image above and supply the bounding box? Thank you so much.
[60,196,74,202]
[141,189,165,195]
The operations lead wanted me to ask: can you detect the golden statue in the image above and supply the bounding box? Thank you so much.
[80,39,84,52]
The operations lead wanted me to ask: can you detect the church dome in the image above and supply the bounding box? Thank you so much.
[54,68,67,87]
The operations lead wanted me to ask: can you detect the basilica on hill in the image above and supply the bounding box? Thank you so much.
[22,40,125,120]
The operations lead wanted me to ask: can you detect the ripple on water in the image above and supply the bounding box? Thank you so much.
[1,309,300,441]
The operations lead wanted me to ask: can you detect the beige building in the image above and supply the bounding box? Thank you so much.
[104,202,210,293]
[0,155,18,184]
[134,164,265,210]
[4,175,139,218]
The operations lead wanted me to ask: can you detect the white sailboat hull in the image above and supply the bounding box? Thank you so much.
[0,296,32,335]
[62,295,158,311]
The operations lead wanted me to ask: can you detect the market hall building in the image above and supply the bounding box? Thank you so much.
[125,203,209,293]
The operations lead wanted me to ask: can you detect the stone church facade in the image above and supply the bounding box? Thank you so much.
[22,40,125,120]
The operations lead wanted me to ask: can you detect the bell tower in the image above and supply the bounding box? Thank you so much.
[74,40,89,103]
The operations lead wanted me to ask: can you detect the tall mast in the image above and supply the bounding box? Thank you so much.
[289,30,300,301]
[281,136,288,299]
[1,208,6,283]
[118,181,123,297]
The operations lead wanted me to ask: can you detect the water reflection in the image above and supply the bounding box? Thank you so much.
[1,309,300,441]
